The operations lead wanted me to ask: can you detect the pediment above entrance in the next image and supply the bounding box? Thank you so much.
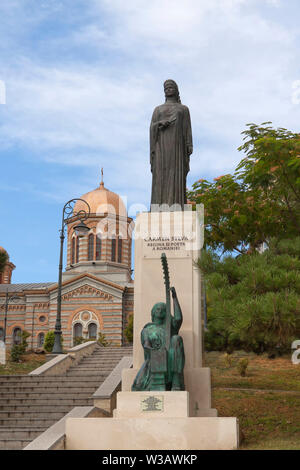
[49,273,124,302]
[62,284,113,301]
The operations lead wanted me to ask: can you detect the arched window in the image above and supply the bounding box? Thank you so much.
[88,234,94,261]
[88,323,97,339]
[0,327,4,342]
[75,237,79,263]
[37,332,45,348]
[96,234,101,260]
[13,327,22,345]
[71,237,75,264]
[118,238,122,263]
[111,238,116,262]
[73,323,82,338]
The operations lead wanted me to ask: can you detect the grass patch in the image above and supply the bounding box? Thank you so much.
[207,351,300,450]
[206,351,300,391]
[212,389,300,450]
[0,352,47,375]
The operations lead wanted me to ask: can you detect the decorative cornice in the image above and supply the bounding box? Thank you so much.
[48,272,125,292]
[7,305,26,311]
[32,302,50,309]
[62,284,113,301]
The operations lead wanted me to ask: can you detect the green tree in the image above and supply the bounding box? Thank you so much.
[236,122,300,237]
[188,123,300,253]
[124,315,133,344]
[199,238,300,354]
[188,174,272,254]
[10,330,31,362]
[0,249,8,273]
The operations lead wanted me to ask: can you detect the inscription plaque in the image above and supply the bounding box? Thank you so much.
[141,395,164,412]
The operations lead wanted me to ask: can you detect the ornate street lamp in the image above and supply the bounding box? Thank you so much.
[52,198,90,354]
[0,290,21,343]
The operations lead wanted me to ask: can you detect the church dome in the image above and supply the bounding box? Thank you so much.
[74,175,127,217]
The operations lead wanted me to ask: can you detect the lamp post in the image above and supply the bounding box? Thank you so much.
[52,198,91,354]
[0,289,21,343]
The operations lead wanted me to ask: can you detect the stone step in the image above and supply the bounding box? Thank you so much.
[0,391,96,399]
[0,428,45,439]
[66,371,112,376]
[0,346,131,449]
[0,376,105,385]
[92,353,132,357]
[0,384,100,393]
[0,410,68,419]
[69,367,118,371]
[79,360,127,365]
[95,344,132,351]
[69,360,118,364]
[91,353,132,358]
[75,362,120,365]
[0,400,93,411]
[0,438,32,450]
[0,398,94,407]
[0,417,58,427]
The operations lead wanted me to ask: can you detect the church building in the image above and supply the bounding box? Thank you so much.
[0,177,134,349]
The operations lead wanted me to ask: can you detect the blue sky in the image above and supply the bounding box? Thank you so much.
[0,0,300,283]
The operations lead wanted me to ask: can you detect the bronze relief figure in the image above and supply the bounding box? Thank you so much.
[132,253,185,392]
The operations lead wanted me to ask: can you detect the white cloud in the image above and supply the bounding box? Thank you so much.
[0,0,299,206]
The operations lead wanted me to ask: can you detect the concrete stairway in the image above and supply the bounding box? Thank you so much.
[0,345,133,450]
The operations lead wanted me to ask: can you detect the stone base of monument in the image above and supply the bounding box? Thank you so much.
[65,391,239,450]
[66,418,238,450]
[0,341,6,365]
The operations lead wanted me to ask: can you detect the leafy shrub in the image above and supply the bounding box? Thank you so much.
[237,358,249,377]
[98,332,110,347]
[223,353,233,368]
[43,331,64,352]
[10,330,31,362]
[124,315,133,344]
[73,336,85,346]
[73,337,95,346]
[10,345,24,362]
[20,330,31,353]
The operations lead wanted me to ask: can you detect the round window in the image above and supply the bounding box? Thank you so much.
[39,315,46,323]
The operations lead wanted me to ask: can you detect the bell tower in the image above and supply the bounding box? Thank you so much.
[63,175,133,286]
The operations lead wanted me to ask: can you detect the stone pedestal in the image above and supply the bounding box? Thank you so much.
[114,391,190,418]
[0,341,5,365]
[122,211,216,417]
[65,211,239,449]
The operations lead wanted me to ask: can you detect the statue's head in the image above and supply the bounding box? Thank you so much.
[164,79,181,103]
[151,302,166,325]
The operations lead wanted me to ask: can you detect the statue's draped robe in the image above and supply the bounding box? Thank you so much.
[150,102,193,209]
[132,314,185,391]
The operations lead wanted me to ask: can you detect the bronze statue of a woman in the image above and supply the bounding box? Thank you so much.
[150,80,193,210]
[132,253,185,392]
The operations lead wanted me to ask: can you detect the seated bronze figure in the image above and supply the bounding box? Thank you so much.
[132,254,185,392]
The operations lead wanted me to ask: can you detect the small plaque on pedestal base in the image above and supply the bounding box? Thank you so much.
[114,391,189,419]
